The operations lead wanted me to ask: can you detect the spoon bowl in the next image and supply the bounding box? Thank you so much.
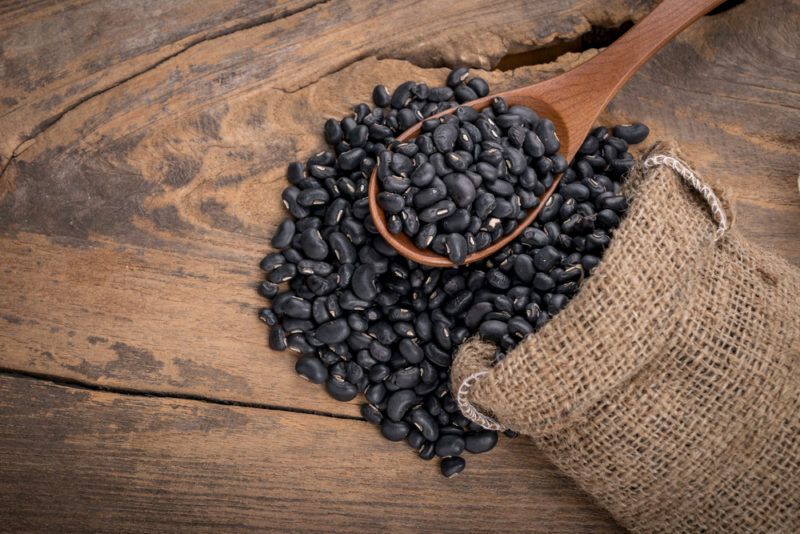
[369,0,723,267]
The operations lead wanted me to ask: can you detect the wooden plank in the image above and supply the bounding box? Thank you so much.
[0,0,323,162]
[601,0,800,264]
[0,54,609,415]
[0,232,360,416]
[0,0,654,168]
[0,374,621,532]
[1,0,797,413]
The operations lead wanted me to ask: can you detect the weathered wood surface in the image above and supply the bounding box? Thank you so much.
[0,374,620,533]
[0,0,798,530]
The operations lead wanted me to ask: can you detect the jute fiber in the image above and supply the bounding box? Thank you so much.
[452,143,800,533]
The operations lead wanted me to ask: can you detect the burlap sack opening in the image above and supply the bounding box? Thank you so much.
[452,142,800,533]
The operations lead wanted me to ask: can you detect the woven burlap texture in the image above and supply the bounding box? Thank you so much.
[452,143,800,533]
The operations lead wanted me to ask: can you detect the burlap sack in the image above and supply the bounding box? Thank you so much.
[451,143,800,533]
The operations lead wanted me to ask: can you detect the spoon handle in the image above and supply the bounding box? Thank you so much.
[530,0,726,132]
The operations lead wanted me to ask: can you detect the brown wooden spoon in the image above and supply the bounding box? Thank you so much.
[369,0,724,267]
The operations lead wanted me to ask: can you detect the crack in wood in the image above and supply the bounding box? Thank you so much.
[0,0,331,185]
[0,366,364,422]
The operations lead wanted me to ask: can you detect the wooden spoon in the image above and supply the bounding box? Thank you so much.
[369,0,724,267]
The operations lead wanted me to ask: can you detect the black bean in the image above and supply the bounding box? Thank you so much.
[433,122,458,153]
[268,263,297,284]
[259,308,278,326]
[435,435,466,457]
[445,233,468,265]
[365,382,387,404]
[612,123,649,144]
[390,80,415,109]
[598,194,628,212]
[406,429,425,450]
[299,229,328,260]
[427,86,454,102]
[325,377,358,401]
[381,419,410,441]
[501,146,526,175]
[465,431,498,454]
[424,342,451,367]
[361,403,383,424]
[316,318,351,344]
[282,297,312,319]
[476,116,501,142]
[535,118,560,155]
[376,192,404,214]
[419,200,456,223]
[521,131,545,159]
[397,338,423,364]
[295,355,328,383]
[391,367,421,389]
[446,67,469,88]
[487,269,510,290]
[387,389,418,421]
[369,361,392,382]
[439,456,466,477]
[479,319,507,342]
[338,147,366,171]
[419,442,436,460]
[269,325,287,350]
[508,316,534,339]
[327,232,355,264]
[454,84,478,103]
[271,220,296,249]
[259,280,279,299]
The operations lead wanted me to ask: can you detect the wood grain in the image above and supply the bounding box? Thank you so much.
[0,374,621,533]
[0,33,625,415]
[0,0,797,530]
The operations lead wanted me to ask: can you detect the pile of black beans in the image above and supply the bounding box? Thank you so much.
[258,68,649,478]
[376,71,565,264]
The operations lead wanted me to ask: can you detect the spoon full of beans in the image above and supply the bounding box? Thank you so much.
[369,0,724,267]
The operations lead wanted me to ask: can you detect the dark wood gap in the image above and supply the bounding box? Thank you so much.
[0,366,364,421]
[708,0,746,16]
[494,21,634,71]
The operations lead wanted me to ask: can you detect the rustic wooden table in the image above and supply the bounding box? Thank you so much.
[1,0,797,531]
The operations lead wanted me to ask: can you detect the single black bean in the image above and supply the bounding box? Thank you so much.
[399,338,424,364]
[465,431,498,454]
[435,435,466,457]
[271,220,295,249]
[361,403,383,425]
[454,84,478,103]
[424,342,451,368]
[316,318,351,344]
[387,389,418,421]
[365,383,386,404]
[612,123,649,144]
[433,122,458,153]
[259,308,278,326]
[445,233,468,265]
[391,80,416,109]
[446,67,469,88]
[381,419,410,441]
[325,377,358,401]
[407,429,425,450]
[391,367,421,389]
[268,263,297,284]
[295,355,328,384]
[419,442,436,460]
[338,147,366,171]
[440,456,466,477]
[479,320,507,342]
[259,280,279,299]
[372,84,391,107]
